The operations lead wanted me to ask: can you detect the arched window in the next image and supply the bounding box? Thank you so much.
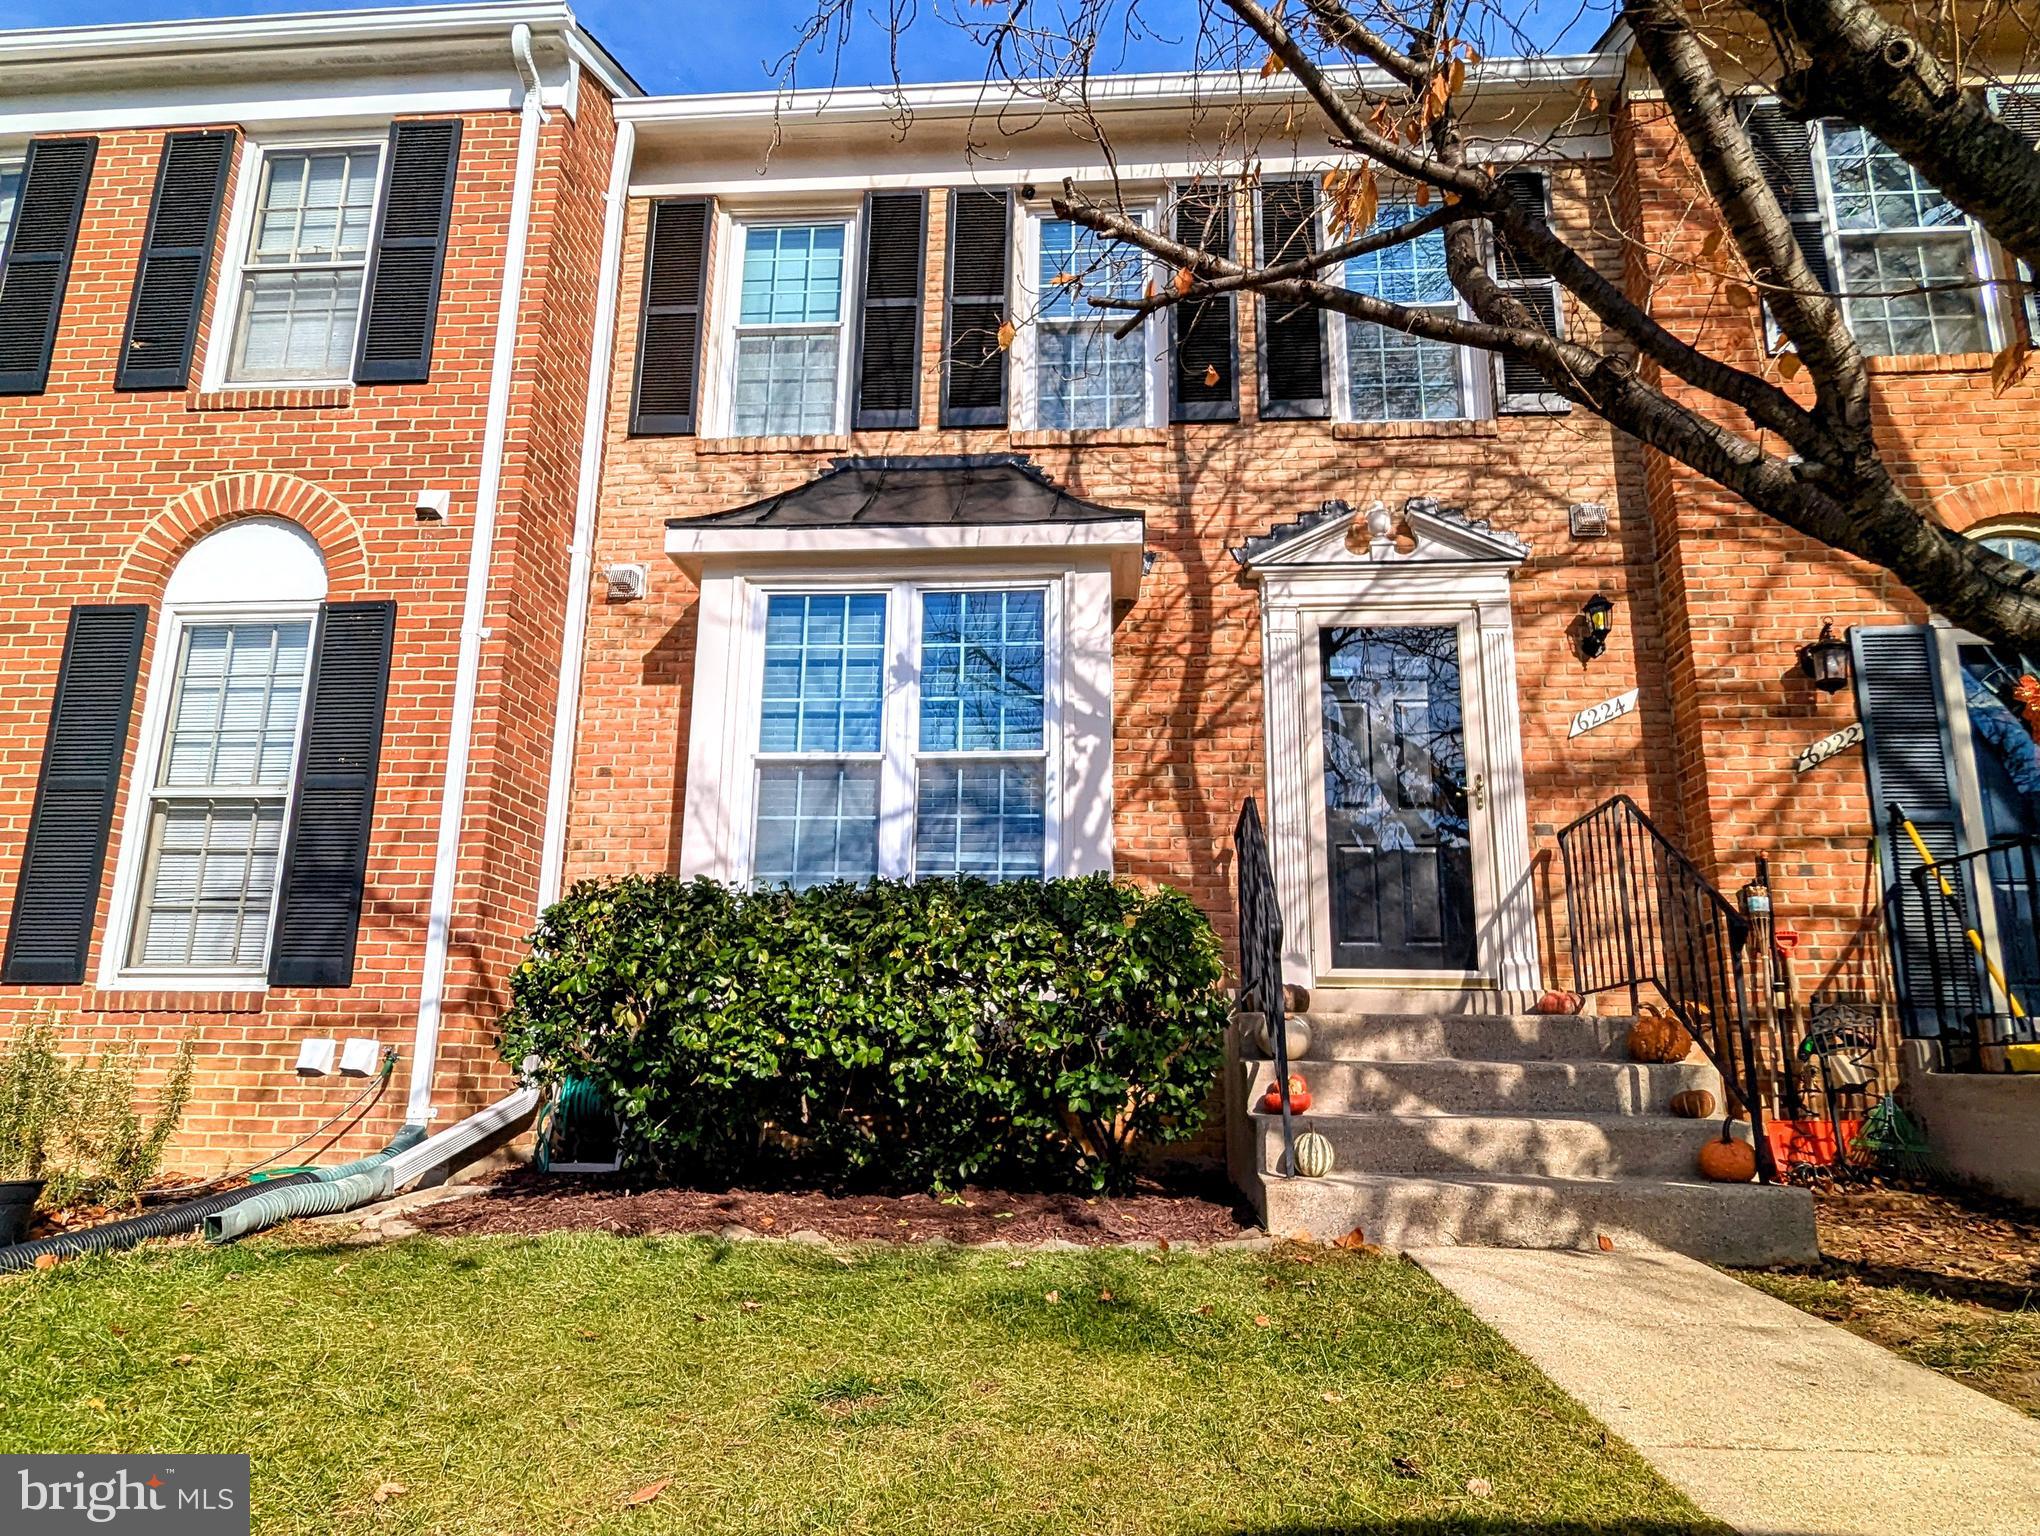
[1977,523,2040,573]
[108,519,327,983]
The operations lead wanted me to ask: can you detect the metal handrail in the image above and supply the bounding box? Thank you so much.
[1234,797,1299,1176]
[1905,828,2040,1071]
[1557,795,1779,1182]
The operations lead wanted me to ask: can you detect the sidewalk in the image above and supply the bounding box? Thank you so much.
[1414,1245,2040,1536]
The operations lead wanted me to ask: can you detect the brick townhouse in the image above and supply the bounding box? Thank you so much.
[3,4,2037,1241]
[0,3,635,1163]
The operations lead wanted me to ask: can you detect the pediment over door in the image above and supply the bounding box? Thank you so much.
[1232,497,1530,577]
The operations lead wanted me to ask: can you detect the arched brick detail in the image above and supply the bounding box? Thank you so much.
[1938,475,2040,536]
[113,473,372,601]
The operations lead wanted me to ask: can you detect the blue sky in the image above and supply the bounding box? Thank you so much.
[0,0,1606,96]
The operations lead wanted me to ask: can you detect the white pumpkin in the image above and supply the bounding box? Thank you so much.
[1253,1013,1312,1061]
[1290,1131,1336,1178]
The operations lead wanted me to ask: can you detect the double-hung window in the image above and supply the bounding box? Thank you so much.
[728,221,851,436]
[0,155,22,251]
[1032,215,1153,429]
[747,583,1052,889]
[226,142,384,383]
[1818,124,1993,357]
[1335,200,1471,421]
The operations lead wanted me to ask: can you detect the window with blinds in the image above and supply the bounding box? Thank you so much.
[227,144,383,384]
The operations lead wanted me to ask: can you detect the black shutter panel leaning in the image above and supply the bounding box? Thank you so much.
[0,136,97,396]
[630,197,712,435]
[853,190,927,430]
[941,188,1011,428]
[268,601,396,988]
[3,605,146,985]
[1257,179,1328,419]
[1737,99,1835,294]
[352,119,461,385]
[1171,184,1238,422]
[1850,624,1977,1035]
[117,131,234,392]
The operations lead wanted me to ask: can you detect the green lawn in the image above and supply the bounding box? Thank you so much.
[0,1233,1721,1535]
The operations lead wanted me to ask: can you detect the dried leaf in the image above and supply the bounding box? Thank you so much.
[372,1481,407,1505]
[1259,53,1284,78]
[1448,58,1466,98]
[1174,266,1195,296]
[1699,229,1724,261]
[1725,281,1756,309]
[740,1299,762,1312]
[1143,278,1158,302]
[1253,1313,1273,1328]
[1005,1258,1027,1269]
[1321,1390,1345,1403]
[1415,181,1433,208]
[1097,1288,1115,1302]
[1597,1233,1614,1252]
[1991,341,2032,396]
[996,320,1016,351]
[1778,351,1803,380]
[34,1253,58,1271]
[1049,272,1079,286]
[576,1328,599,1341]
[1334,1227,1367,1250]
[1202,364,1220,387]
[171,1354,197,1367]
[623,1478,671,1508]
[1466,1477,1493,1499]
[84,1397,106,1411]
[1044,1290,1061,1304]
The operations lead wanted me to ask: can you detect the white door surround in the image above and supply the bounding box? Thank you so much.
[1237,498,1539,993]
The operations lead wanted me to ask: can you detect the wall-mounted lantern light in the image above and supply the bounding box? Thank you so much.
[1801,620,1852,694]
[1579,592,1616,661]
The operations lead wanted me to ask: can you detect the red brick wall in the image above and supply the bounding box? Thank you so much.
[0,79,614,1176]
[566,172,1680,984]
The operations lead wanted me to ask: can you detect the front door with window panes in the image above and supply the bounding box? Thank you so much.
[229,145,382,382]
[748,584,1050,888]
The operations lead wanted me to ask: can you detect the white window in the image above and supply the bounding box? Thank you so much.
[0,156,22,253]
[223,142,384,384]
[1030,215,1156,430]
[1817,124,1995,357]
[1332,199,1474,421]
[104,519,327,987]
[725,219,852,436]
[746,584,1051,889]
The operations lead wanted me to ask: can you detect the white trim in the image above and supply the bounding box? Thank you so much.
[98,522,329,994]
[665,518,1148,603]
[678,565,1115,887]
[1241,503,1538,992]
[407,22,544,1126]
[537,117,635,911]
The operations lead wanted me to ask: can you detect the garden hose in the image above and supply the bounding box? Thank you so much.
[0,1174,317,1274]
[203,1123,429,1243]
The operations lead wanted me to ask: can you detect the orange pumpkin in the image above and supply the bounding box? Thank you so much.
[1533,990,1582,1016]
[1667,1088,1717,1120]
[1626,1013,1693,1064]
[1260,1073,1312,1115]
[1697,1129,1758,1183]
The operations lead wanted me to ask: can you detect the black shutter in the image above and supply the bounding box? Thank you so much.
[1493,170,1552,282]
[0,136,97,396]
[352,119,461,385]
[1850,624,1977,1033]
[1171,184,1238,422]
[853,190,927,430]
[1993,88,2040,336]
[941,188,1011,428]
[3,605,146,985]
[1737,99,1835,295]
[1488,170,1570,414]
[116,131,234,392]
[268,601,396,988]
[1256,179,1327,419]
[630,197,711,435]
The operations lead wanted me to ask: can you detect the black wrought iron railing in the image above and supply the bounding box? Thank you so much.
[1558,795,1780,1181]
[1234,797,1299,1176]
[1905,831,2040,1071]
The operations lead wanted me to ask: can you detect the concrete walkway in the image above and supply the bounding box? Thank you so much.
[1414,1245,2040,1536]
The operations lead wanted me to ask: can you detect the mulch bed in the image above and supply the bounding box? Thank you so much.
[1784,1178,2040,1307]
[407,1166,1259,1247]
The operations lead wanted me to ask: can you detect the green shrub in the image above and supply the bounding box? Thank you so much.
[0,1013,196,1209]
[500,875,1231,1193]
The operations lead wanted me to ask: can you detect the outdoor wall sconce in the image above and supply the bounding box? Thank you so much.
[1579,592,1616,660]
[1801,620,1852,694]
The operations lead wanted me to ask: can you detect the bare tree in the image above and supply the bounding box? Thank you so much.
[775,0,2040,650]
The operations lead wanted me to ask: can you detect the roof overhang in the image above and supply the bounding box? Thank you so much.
[665,518,1149,603]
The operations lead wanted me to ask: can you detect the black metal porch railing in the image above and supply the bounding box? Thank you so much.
[1906,831,2040,1071]
[1234,797,1299,1176]
[1557,795,1780,1182]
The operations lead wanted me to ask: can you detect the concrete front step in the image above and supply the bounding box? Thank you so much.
[1243,1010,1636,1062]
[1257,1110,1746,1180]
[1260,1168,1818,1267]
[1245,1056,1721,1117]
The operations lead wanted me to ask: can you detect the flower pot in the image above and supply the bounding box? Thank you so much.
[0,1177,44,1246]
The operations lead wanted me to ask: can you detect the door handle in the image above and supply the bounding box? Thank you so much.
[1472,773,1487,812]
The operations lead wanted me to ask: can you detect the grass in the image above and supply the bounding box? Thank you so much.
[1740,1270,2040,1417]
[0,1231,1723,1536]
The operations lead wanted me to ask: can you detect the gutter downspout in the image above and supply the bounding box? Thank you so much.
[406,21,546,1125]
[536,115,635,910]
